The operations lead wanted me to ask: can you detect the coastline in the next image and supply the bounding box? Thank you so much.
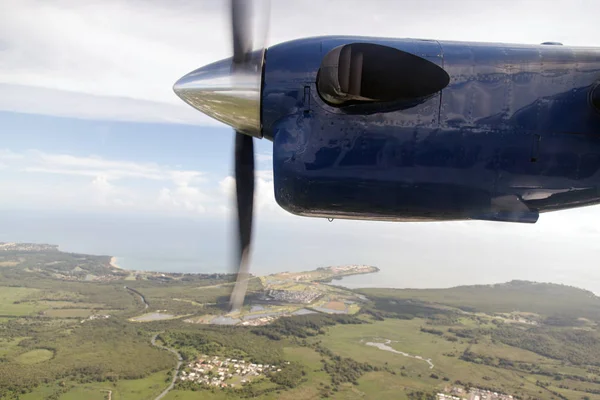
[109,256,123,270]
[334,267,380,280]
[107,258,379,281]
[316,267,380,284]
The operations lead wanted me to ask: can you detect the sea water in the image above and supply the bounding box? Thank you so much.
[3,210,600,294]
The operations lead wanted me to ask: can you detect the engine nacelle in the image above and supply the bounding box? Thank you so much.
[262,36,600,223]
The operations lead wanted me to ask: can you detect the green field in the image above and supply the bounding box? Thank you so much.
[164,389,241,399]
[19,369,171,400]
[0,287,43,316]
[359,280,600,320]
[44,308,100,318]
[354,372,411,400]
[313,314,600,399]
[4,246,600,399]
[0,286,117,319]
[58,387,107,400]
[278,347,332,399]
[316,319,545,398]
[15,349,55,364]
[0,337,29,357]
[0,261,21,267]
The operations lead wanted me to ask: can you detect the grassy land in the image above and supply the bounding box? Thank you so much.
[359,280,600,319]
[0,287,43,316]
[19,369,171,400]
[5,247,600,399]
[0,261,21,267]
[44,308,102,318]
[319,319,452,375]
[0,336,29,357]
[87,369,171,400]
[351,372,411,400]
[313,315,600,399]
[15,349,54,364]
[0,319,175,395]
[163,389,240,399]
[278,346,331,399]
[58,387,107,400]
[0,249,243,399]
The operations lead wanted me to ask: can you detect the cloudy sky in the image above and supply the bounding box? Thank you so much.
[1,0,600,292]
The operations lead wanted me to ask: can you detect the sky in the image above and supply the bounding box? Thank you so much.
[1,0,600,292]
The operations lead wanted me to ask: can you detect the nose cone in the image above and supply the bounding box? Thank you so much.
[173,57,262,137]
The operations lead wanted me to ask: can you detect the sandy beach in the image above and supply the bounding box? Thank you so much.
[109,256,123,270]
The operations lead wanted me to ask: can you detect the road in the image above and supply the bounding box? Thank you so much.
[125,287,181,399]
[151,332,183,400]
[125,286,149,310]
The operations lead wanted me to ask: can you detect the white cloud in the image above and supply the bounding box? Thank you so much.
[0,148,212,213]
[89,174,134,207]
[256,153,273,163]
[0,0,598,123]
[4,149,205,182]
[91,174,110,190]
[0,84,214,125]
[157,187,207,214]
[219,176,235,197]
[218,169,284,219]
[0,0,225,123]
[0,149,24,160]
[169,170,205,187]
[0,148,284,217]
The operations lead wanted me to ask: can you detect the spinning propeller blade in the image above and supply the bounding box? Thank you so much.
[229,0,269,312]
[173,0,270,312]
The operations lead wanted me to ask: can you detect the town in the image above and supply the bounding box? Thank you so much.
[323,265,379,274]
[179,355,282,388]
[438,386,515,400]
[264,288,322,304]
[183,264,377,327]
[0,242,58,252]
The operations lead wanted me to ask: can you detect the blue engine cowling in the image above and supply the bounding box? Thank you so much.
[262,36,600,223]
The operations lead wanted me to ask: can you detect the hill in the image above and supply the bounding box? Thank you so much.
[357,280,600,321]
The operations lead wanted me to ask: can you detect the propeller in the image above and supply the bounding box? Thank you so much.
[229,133,254,312]
[228,0,270,312]
[173,0,269,312]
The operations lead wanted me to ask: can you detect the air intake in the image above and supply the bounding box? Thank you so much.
[317,43,450,107]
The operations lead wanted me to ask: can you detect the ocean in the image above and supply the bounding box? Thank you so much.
[2,210,600,294]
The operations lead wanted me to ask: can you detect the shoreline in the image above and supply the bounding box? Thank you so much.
[109,256,123,270]
[333,268,380,280]
[107,258,378,282]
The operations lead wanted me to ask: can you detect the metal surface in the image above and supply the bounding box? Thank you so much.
[173,55,264,137]
[260,36,600,223]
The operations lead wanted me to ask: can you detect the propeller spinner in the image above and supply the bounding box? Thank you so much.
[173,0,269,312]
